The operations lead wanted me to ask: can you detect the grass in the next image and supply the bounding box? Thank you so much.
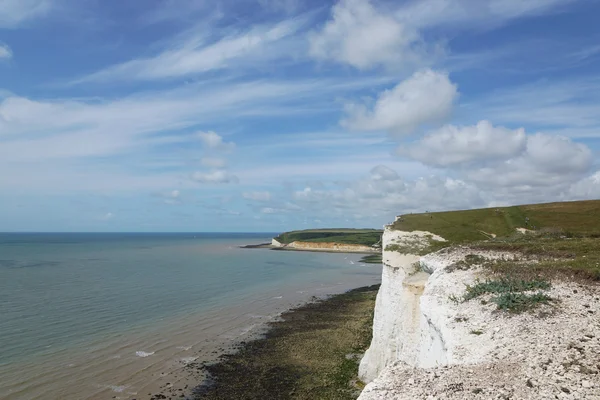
[472,234,600,282]
[391,200,600,245]
[458,277,553,313]
[275,229,383,247]
[384,237,449,256]
[463,278,551,301]
[194,285,380,400]
[390,200,600,282]
[492,292,553,313]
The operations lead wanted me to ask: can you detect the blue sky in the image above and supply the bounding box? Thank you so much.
[1,0,600,232]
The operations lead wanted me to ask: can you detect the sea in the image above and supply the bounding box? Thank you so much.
[0,233,381,400]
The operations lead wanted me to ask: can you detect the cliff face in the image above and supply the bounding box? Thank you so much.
[358,225,600,399]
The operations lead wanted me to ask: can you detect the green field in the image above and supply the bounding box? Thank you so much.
[392,200,600,282]
[274,229,383,247]
[392,200,600,243]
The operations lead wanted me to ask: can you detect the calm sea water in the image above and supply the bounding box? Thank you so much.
[0,233,381,400]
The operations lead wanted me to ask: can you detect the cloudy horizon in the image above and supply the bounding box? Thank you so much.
[1,0,599,232]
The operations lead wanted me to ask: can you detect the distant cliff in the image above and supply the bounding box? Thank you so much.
[271,228,382,253]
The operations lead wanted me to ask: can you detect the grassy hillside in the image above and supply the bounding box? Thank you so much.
[392,200,600,281]
[274,229,383,247]
[391,200,600,244]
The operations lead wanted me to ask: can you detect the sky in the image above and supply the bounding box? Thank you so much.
[1,0,600,232]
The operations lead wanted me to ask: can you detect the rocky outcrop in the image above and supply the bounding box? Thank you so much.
[358,226,600,399]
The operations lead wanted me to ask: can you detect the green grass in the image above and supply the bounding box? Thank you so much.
[275,229,383,247]
[458,277,553,313]
[463,278,551,301]
[492,292,553,313]
[390,200,600,282]
[472,234,600,281]
[391,200,600,244]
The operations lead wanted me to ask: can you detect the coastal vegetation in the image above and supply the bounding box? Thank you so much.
[274,229,383,247]
[393,200,600,282]
[195,285,379,399]
[391,200,600,244]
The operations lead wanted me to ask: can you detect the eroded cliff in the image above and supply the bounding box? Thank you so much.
[358,224,600,399]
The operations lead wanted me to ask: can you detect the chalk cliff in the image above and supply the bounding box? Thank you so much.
[358,224,600,399]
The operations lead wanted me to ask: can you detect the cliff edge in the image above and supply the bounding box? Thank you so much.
[358,201,600,399]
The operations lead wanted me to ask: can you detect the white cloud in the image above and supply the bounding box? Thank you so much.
[370,165,401,181]
[198,131,235,151]
[73,16,308,83]
[0,0,52,28]
[466,133,592,192]
[309,0,428,70]
[402,120,527,167]
[191,169,239,184]
[395,0,575,31]
[0,44,12,59]
[201,157,227,168]
[243,191,272,201]
[342,69,458,135]
[158,189,182,204]
[567,171,600,200]
[290,167,484,221]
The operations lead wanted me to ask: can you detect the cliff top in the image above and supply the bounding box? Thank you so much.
[389,200,600,281]
[391,199,600,243]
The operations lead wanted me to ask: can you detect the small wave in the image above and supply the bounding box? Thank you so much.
[180,356,197,364]
[135,351,155,357]
[176,346,192,351]
[108,385,127,393]
[272,296,283,299]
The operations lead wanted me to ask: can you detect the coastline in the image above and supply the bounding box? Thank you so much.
[178,285,380,400]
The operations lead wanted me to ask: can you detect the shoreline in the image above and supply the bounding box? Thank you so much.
[164,284,380,400]
[240,243,380,255]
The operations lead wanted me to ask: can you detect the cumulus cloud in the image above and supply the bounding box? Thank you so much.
[198,131,235,151]
[309,0,429,70]
[466,133,591,189]
[0,44,12,59]
[401,120,527,167]
[567,171,600,200]
[291,167,484,222]
[370,165,401,181]
[243,191,272,202]
[191,170,239,184]
[342,69,458,135]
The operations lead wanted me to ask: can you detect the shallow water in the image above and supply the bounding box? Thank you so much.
[0,233,381,400]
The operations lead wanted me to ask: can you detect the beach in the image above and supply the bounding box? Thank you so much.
[0,233,381,400]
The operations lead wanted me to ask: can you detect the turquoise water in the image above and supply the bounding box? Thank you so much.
[0,233,381,400]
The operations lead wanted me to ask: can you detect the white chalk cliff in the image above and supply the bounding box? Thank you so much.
[358,223,600,399]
